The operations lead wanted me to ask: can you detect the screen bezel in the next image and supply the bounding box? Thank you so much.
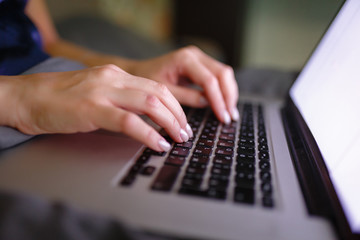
[282,97,358,239]
[284,0,360,238]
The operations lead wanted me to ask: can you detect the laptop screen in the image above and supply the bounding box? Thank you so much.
[290,0,360,233]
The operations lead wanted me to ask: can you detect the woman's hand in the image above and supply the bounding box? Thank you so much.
[128,46,239,124]
[1,65,193,152]
[39,39,239,124]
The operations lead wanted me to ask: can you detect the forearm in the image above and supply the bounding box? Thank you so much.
[0,76,21,128]
[26,0,137,74]
[45,39,137,73]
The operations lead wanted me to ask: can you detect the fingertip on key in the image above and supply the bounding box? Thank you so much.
[223,111,231,125]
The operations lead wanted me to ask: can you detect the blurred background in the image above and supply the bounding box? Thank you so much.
[46,0,343,72]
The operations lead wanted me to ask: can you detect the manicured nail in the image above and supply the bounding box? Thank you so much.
[186,124,194,138]
[180,129,189,142]
[158,139,171,152]
[199,96,209,106]
[231,107,240,121]
[223,111,231,125]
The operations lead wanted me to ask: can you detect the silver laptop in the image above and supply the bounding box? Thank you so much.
[0,0,359,239]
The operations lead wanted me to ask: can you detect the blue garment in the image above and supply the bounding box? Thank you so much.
[0,0,49,75]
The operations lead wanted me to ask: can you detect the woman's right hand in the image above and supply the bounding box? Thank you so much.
[0,64,192,152]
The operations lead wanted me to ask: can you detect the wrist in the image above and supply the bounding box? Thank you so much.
[0,76,23,128]
[96,54,138,74]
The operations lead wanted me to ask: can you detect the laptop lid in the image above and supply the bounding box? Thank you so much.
[287,0,360,238]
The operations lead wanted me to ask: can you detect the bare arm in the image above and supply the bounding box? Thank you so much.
[0,0,239,151]
[25,0,135,71]
[25,0,239,123]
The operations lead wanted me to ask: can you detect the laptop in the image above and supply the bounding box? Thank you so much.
[0,0,359,239]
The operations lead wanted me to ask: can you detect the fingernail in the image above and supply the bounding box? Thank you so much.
[199,96,209,106]
[186,123,194,138]
[231,107,240,121]
[223,111,231,125]
[180,129,189,142]
[158,139,171,152]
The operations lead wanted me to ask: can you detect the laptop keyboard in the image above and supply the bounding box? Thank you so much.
[120,103,275,208]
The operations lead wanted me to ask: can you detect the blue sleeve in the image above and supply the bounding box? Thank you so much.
[0,127,34,150]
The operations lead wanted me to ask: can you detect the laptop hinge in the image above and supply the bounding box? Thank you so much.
[281,97,356,240]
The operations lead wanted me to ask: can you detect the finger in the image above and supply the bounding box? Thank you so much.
[119,76,190,135]
[108,88,189,142]
[93,106,171,152]
[190,48,239,120]
[167,85,208,108]
[213,64,239,121]
[181,57,231,124]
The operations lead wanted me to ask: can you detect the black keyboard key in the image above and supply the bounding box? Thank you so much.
[237,152,255,161]
[212,163,231,170]
[159,129,173,143]
[258,137,267,144]
[235,171,255,188]
[259,151,270,161]
[203,126,217,134]
[219,133,236,141]
[234,187,254,204]
[221,126,236,134]
[183,173,203,181]
[189,120,201,128]
[237,153,255,163]
[175,141,193,149]
[187,166,206,175]
[262,196,274,208]
[214,154,233,161]
[120,174,136,186]
[236,162,255,173]
[191,126,200,134]
[129,163,142,174]
[171,146,190,157]
[205,118,219,126]
[259,160,271,171]
[144,148,166,156]
[182,177,202,189]
[229,121,237,127]
[211,167,231,176]
[239,137,255,146]
[197,139,215,147]
[151,165,180,191]
[136,154,150,164]
[217,139,234,148]
[179,187,207,197]
[215,147,233,156]
[140,166,156,176]
[190,155,210,164]
[208,177,229,190]
[165,155,186,166]
[259,144,269,152]
[213,157,232,165]
[258,124,265,131]
[258,130,267,137]
[260,171,272,182]
[237,145,255,155]
[200,132,216,140]
[206,188,227,200]
[241,132,254,138]
[193,146,212,156]
[188,162,207,169]
[261,182,273,194]
[211,174,229,182]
